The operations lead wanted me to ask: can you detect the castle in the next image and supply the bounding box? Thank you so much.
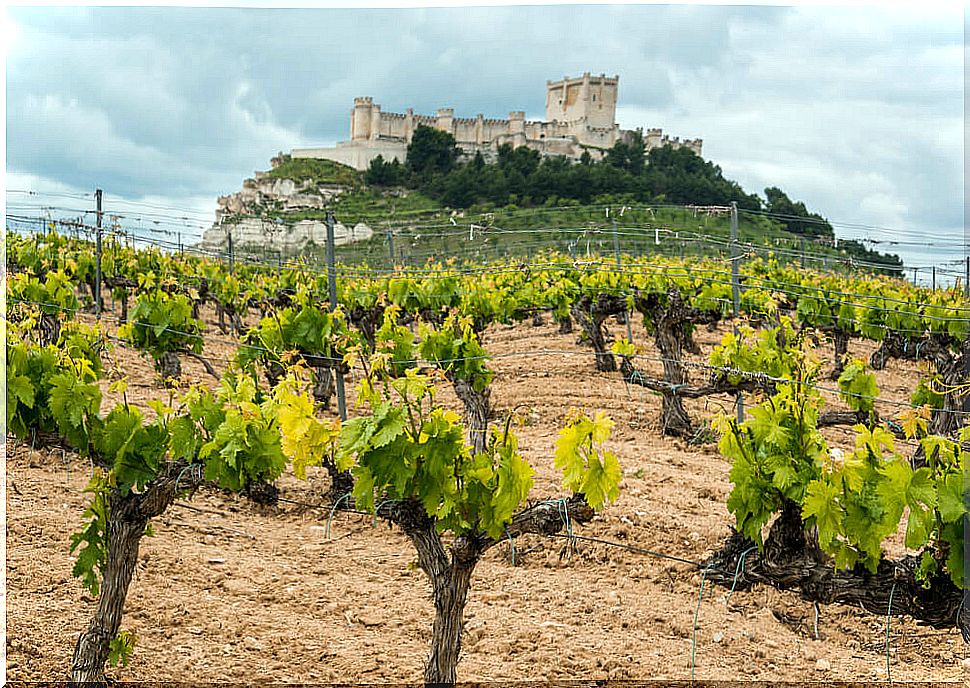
[292,72,702,170]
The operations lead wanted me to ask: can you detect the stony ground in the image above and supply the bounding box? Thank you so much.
[6,305,968,684]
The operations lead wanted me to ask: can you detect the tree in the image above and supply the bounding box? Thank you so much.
[605,131,646,175]
[365,154,407,187]
[764,186,833,238]
[407,126,460,178]
[497,143,541,178]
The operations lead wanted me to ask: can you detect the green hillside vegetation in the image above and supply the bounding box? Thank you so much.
[265,156,362,188]
[243,127,901,274]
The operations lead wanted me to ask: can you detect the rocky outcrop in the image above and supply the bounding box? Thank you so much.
[213,176,341,222]
[199,155,372,254]
[200,218,373,253]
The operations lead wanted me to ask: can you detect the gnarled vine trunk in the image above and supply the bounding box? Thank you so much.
[377,495,596,686]
[570,294,627,373]
[312,366,335,408]
[706,499,969,637]
[349,305,384,352]
[426,553,475,685]
[215,303,244,336]
[452,378,491,456]
[870,332,970,463]
[38,312,61,347]
[631,289,720,438]
[156,351,181,386]
[618,355,763,439]
[325,462,355,502]
[829,327,850,381]
[71,471,186,685]
[387,501,478,686]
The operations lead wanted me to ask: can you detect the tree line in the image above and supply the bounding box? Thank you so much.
[368,126,816,232]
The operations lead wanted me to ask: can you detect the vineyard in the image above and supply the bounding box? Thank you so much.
[5,212,970,685]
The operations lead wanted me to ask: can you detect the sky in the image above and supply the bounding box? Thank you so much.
[3,2,966,274]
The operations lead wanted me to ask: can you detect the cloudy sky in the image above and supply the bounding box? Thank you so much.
[4,3,965,270]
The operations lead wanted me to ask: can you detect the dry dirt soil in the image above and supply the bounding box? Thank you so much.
[7,305,969,684]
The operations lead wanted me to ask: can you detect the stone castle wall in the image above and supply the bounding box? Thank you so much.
[293,72,703,170]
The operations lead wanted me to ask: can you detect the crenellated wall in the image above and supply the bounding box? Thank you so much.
[301,72,702,170]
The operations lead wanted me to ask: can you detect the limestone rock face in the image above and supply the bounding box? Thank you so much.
[200,218,373,253]
[199,160,370,254]
[213,176,342,222]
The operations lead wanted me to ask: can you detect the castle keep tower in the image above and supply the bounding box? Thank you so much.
[545,72,618,128]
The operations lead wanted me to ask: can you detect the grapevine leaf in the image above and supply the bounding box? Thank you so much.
[371,407,407,449]
[553,422,586,492]
[904,505,933,550]
[833,542,860,571]
[9,374,35,409]
[351,465,376,513]
[802,478,843,550]
[488,449,535,539]
[590,411,615,444]
[937,472,967,523]
[168,416,201,463]
[876,460,911,526]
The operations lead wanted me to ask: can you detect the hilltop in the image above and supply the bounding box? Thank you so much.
[200,131,902,275]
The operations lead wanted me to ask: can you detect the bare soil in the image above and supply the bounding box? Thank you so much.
[6,306,968,683]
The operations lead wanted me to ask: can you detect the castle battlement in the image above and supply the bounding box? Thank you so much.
[294,73,702,170]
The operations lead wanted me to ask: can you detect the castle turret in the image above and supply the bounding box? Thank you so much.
[369,103,382,141]
[405,108,415,142]
[436,107,454,134]
[351,97,374,141]
[508,111,525,135]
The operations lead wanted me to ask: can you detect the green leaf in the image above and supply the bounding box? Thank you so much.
[937,472,967,523]
[107,630,137,668]
[582,450,621,510]
[168,416,201,463]
[371,407,406,449]
[877,459,911,526]
[904,504,933,549]
[8,374,35,409]
[802,478,843,550]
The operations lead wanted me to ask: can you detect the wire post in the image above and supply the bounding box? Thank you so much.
[227,229,234,275]
[932,265,937,291]
[326,209,347,421]
[731,201,743,423]
[94,188,103,320]
[612,215,634,343]
[386,228,395,267]
[800,237,806,269]
[965,256,969,298]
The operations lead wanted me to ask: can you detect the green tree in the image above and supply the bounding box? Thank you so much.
[407,125,461,177]
[497,143,541,177]
[364,154,407,186]
[764,186,834,238]
[605,131,646,175]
